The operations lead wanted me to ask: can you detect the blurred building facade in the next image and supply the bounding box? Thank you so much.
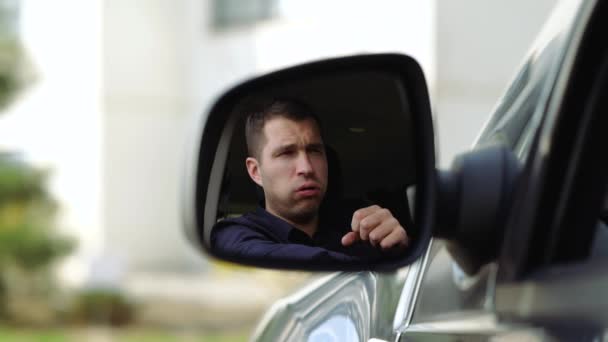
[101,0,435,278]
[2,0,558,287]
[102,0,262,274]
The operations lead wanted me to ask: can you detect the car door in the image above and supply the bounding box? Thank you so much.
[252,270,415,341]
[394,0,605,340]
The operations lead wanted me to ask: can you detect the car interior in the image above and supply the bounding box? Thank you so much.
[214,71,418,236]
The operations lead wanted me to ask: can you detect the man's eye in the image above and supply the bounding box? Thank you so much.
[278,150,294,157]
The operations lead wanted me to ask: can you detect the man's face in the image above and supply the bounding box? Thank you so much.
[246,116,328,224]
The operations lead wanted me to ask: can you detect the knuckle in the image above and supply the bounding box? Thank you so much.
[360,219,369,230]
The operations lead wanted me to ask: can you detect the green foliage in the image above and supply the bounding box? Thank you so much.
[0,154,72,270]
[0,223,74,270]
[0,38,31,111]
[0,328,67,342]
[1,0,37,113]
[0,10,69,323]
[0,154,49,205]
[0,153,75,323]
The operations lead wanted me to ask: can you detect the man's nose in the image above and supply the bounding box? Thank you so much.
[296,153,314,175]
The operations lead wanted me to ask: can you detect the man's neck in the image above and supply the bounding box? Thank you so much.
[266,207,318,238]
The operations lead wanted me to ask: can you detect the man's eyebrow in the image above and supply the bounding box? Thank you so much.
[271,143,324,155]
[272,144,297,154]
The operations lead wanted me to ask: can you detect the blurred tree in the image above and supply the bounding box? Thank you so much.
[0,0,35,113]
[1,2,71,321]
[0,153,74,322]
[0,38,24,110]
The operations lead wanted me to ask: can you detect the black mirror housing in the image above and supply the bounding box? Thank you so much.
[183,53,436,271]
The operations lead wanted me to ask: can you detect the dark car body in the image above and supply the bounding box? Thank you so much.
[252,0,608,340]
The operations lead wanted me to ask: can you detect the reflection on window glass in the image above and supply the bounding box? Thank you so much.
[591,193,608,258]
[478,34,566,160]
[308,315,359,342]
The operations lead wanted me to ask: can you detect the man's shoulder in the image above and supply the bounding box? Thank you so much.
[211,212,278,247]
[214,213,256,228]
[212,213,262,236]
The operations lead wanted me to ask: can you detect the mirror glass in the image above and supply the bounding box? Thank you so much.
[205,70,418,269]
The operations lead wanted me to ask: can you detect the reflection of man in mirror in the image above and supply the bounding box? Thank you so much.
[211,98,410,264]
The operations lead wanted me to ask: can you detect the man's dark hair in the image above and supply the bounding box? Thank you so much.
[244,98,323,159]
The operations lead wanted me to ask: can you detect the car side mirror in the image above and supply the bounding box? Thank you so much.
[183,53,436,271]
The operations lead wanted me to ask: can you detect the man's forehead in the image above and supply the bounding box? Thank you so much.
[263,117,322,144]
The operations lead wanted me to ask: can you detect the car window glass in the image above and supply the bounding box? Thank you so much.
[408,240,496,324]
[478,33,565,158]
[477,0,585,155]
[514,34,568,160]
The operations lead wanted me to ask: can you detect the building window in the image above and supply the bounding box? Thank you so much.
[0,0,19,39]
[212,0,279,29]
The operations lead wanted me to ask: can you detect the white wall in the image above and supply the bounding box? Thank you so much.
[102,0,258,272]
[254,0,436,91]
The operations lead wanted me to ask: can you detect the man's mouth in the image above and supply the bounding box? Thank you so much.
[295,184,321,197]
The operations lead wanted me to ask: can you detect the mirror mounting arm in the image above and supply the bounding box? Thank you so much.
[433,145,521,275]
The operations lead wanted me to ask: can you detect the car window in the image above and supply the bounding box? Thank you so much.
[478,33,566,159]
[409,28,563,326]
[497,0,606,277]
[476,0,584,160]
[408,0,586,327]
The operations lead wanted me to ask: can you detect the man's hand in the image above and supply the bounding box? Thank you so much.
[341,205,409,252]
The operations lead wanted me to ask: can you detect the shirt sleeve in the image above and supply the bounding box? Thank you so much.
[212,223,362,264]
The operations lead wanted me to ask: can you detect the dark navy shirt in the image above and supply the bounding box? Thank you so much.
[211,205,390,265]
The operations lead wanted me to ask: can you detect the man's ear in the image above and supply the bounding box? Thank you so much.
[246,157,263,187]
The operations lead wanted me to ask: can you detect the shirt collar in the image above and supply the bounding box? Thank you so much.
[252,206,342,244]
[252,207,298,243]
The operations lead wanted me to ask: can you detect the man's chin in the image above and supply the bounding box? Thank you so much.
[288,203,320,224]
[298,199,322,211]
